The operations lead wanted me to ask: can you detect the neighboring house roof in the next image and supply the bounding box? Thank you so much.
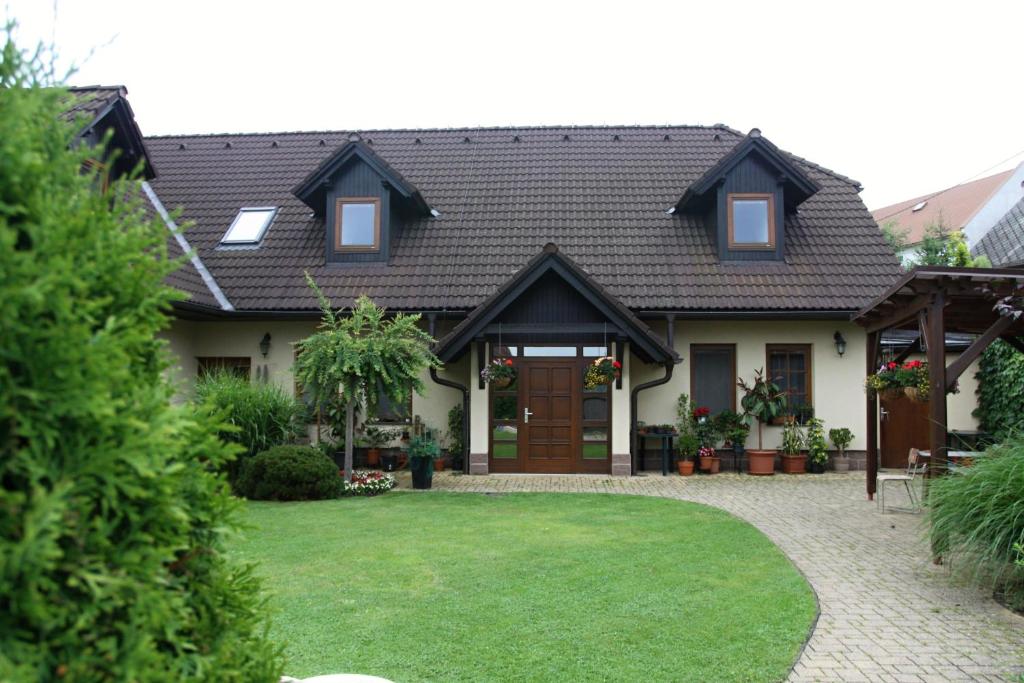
[871,170,1013,246]
[434,243,679,364]
[63,85,155,180]
[972,196,1024,268]
[144,125,900,313]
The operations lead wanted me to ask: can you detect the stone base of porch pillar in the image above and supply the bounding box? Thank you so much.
[611,453,631,477]
[469,452,489,475]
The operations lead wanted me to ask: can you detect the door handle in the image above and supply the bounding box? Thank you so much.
[880,407,889,420]
[523,407,533,423]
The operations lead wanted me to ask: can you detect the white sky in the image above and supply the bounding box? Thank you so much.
[6,0,1024,208]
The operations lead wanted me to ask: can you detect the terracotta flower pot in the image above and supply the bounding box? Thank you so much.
[747,449,776,475]
[904,386,928,403]
[677,460,694,476]
[698,455,721,473]
[780,453,807,474]
[366,448,380,467]
[833,455,850,473]
[434,458,445,472]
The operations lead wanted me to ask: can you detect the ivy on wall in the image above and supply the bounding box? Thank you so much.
[974,340,1024,439]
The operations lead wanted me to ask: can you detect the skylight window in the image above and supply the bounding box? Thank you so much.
[221,207,277,245]
[911,201,927,212]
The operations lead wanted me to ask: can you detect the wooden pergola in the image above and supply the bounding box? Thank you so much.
[852,267,1024,499]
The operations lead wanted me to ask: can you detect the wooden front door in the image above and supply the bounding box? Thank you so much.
[520,360,576,473]
[880,393,929,469]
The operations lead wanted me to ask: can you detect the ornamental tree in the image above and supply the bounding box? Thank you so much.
[0,28,281,681]
[295,278,440,482]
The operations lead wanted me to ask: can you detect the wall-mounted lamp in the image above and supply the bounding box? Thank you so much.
[259,332,272,358]
[833,331,847,357]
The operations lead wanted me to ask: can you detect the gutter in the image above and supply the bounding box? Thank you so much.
[629,315,678,475]
[142,181,234,311]
[427,315,470,474]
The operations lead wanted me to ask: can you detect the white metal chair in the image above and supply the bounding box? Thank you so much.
[876,448,927,513]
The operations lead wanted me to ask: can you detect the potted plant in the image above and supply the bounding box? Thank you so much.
[481,358,516,388]
[584,356,622,389]
[865,361,907,401]
[360,424,398,467]
[779,417,806,474]
[829,427,854,472]
[738,368,787,475]
[898,360,929,402]
[713,409,749,468]
[408,435,439,489]
[805,418,829,473]
[697,445,720,474]
[674,394,698,475]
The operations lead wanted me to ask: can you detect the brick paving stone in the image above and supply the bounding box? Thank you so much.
[406,471,1024,681]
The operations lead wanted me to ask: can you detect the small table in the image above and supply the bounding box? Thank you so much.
[919,450,982,470]
[639,433,676,476]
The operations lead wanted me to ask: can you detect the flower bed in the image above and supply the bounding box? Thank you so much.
[340,470,397,497]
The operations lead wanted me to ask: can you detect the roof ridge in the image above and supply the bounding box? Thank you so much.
[144,122,741,140]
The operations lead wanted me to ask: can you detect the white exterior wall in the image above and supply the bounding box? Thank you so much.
[611,346,631,457]
[162,317,468,445]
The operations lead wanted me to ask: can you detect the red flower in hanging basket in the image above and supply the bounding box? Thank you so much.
[692,406,711,419]
[504,358,514,366]
[584,356,620,389]
[612,360,622,369]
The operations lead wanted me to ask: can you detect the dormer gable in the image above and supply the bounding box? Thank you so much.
[292,137,433,263]
[64,86,155,181]
[674,129,819,262]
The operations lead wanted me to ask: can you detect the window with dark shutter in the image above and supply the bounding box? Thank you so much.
[690,344,736,415]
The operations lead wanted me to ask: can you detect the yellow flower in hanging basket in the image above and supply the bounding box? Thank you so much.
[584,356,621,389]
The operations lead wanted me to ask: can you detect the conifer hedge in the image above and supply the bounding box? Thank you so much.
[0,31,282,681]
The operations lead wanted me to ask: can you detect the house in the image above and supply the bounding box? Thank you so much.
[972,196,1024,268]
[871,163,1024,264]
[71,86,985,476]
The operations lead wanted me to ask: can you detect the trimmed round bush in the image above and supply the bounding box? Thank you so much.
[238,446,343,501]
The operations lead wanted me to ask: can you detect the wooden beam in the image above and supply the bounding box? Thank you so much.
[866,330,880,500]
[1003,336,1024,355]
[945,316,1014,390]
[864,294,934,334]
[890,335,920,365]
[926,293,948,479]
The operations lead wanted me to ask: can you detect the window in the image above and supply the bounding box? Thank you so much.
[370,391,412,425]
[197,356,252,380]
[221,207,277,245]
[690,344,736,415]
[727,193,775,249]
[334,197,381,251]
[766,344,812,423]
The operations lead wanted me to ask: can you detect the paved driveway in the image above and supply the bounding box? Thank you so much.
[411,471,1023,682]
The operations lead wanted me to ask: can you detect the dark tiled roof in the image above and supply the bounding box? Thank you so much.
[144,125,902,312]
[62,86,126,124]
[972,196,1024,267]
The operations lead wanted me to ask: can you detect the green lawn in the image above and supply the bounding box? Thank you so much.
[234,493,816,682]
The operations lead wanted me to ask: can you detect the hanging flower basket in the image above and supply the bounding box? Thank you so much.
[584,356,621,389]
[904,386,928,403]
[481,358,516,388]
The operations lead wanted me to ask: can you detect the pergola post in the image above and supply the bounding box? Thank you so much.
[866,330,880,499]
[926,292,948,478]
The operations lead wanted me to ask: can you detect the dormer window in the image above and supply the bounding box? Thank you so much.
[334,197,381,251]
[221,207,277,245]
[727,193,776,249]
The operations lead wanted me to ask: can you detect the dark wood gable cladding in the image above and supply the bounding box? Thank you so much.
[433,243,678,365]
[675,129,819,263]
[291,139,432,264]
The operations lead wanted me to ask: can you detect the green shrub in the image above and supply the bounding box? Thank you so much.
[974,340,1024,440]
[927,436,1024,610]
[194,370,304,477]
[0,31,282,681]
[237,446,343,501]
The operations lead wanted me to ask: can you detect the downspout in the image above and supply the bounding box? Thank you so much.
[629,315,677,475]
[427,315,470,474]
